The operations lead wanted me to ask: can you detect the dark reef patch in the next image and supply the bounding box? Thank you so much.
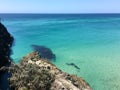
[31,44,56,61]
[66,63,80,70]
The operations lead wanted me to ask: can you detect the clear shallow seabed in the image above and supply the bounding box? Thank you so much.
[1,14,120,90]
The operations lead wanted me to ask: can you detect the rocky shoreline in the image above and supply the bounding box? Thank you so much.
[0,22,92,90]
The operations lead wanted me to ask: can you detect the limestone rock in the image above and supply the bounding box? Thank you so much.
[9,52,92,90]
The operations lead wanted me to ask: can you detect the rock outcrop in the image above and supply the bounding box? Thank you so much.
[8,52,92,90]
[0,22,14,90]
[0,22,14,68]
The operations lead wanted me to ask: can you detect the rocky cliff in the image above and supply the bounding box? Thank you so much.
[0,22,14,68]
[0,22,14,90]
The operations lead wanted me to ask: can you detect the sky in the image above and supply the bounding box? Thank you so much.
[0,0,120,13]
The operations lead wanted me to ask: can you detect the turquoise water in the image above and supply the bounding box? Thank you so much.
[1,14,120,90]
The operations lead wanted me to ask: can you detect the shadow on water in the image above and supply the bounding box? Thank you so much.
[0,71,11,90]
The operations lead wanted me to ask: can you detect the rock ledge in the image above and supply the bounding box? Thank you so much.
[9,52,92,90]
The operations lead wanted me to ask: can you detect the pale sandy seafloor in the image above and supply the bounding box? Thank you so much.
[1,14,120,90]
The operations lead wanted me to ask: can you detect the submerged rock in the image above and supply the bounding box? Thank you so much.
[66,63,80,70]
[9,52,92,90]
[31,44,56,60]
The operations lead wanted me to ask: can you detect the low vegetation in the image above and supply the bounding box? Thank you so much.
[9,63,55,90]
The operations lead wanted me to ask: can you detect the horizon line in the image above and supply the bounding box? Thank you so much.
[0,12,120,14]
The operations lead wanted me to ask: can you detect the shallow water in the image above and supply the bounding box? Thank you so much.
[1,14,120,90]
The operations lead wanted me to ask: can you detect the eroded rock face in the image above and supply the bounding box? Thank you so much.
[0,22,14,68]
[0,22,14,90]
[9,52,92,90]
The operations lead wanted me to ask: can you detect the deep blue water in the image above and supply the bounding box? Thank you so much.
[1,14,120,90]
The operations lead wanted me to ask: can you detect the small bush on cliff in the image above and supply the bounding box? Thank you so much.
[9,63,55,90]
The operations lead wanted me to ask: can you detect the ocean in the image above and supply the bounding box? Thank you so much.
[1,14,120,90]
